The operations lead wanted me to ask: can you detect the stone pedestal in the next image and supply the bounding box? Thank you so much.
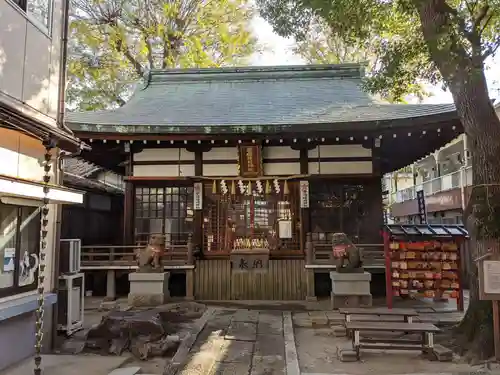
[330,271,372,309]
[128,272,170,307]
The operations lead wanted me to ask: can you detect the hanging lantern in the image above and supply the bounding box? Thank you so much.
[212,180,217,194]
[247,181,252,195]
[284,180,289,195]
[231,180,236,195]
[265,180,271,194]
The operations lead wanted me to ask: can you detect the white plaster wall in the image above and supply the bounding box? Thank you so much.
[0,128,54,182]
[134,148,194,162]
[133,164,195,177]
[203,147,238,161]
[203,164,238,177]
[263,146,299,159]
[263,163,300,176]
[0,0,65,120]
[308,144,372,158]
[308,161,373,175]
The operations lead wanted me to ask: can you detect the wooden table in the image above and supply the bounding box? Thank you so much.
[345,321,440,359]
[339,307,419,324]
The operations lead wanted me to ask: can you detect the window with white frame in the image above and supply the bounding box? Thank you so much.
[11,0,52,31]
[0,202,41,297]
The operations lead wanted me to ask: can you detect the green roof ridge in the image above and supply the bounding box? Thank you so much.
[147,63,366,83]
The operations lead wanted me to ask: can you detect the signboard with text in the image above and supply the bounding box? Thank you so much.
[479,258,500,300]
[299,180,309,208]
[230,250,269,272]
[238,145,262,177]
[193,182,203,210]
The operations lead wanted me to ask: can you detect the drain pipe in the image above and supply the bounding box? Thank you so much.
[51,0,72,350]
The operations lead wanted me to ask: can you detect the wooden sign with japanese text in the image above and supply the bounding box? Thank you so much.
[238,144,262,177]
[230,249,269,272]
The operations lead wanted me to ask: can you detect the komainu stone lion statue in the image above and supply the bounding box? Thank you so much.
[136,234,165,273]
[331,233,363,273]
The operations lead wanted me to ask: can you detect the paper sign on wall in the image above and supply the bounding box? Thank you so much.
[3,248,15,272]
[279,220,292,239]
[299,180,309,208]
[484,260,500,294]
[193,182,203,210]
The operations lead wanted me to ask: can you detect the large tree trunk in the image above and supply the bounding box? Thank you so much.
[413,0,500,363]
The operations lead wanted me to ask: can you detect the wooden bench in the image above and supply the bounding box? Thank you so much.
[345,321,440,360]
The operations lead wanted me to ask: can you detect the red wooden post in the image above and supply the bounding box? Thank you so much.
[383,230,393,309]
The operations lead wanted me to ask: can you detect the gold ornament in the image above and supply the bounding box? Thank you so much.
[265,180,271,194]
[247,181,252,195]
[212,180,217,194]
[231,180,236,195]
[284,180,289,195]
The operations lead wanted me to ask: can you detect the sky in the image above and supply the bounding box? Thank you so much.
[249,16,500,105]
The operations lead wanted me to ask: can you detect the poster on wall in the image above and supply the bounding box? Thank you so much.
[193,182,203,210]
[483,260,500,295]
[3,248,15,272]
[299,180,309,208]
[278,220,292,239]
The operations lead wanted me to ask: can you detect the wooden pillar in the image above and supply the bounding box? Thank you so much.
[193,150,203,249]
[299,148,310,250]
[306,233,316,301]
[123,145,134,245]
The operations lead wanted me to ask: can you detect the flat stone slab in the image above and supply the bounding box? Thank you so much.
[213,361,252,374]
[255,334,285,357]
[221,340,254,362]
[232,309,260,323]
[257,313,284,335]
[251,354,286,375]
[108,367,141,375]
[225,321,257,341]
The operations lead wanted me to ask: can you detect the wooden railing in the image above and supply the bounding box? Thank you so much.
[305,232,384,268]
[81,234,194,268]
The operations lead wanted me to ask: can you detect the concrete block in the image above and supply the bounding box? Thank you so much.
[99,300,119,311]
[331,294,372,309]
[293,318,312,328]
[128,272,169,307]
[108,367,141,375]
[432,344,453,362]
[311,317,329,326]
[336,345,358,362]
[330,271,371,295]
[331,325,347,337]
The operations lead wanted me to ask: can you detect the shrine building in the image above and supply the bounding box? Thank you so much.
[66,64,462,301]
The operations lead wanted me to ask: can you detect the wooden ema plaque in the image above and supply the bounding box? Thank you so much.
[238,144,262,177]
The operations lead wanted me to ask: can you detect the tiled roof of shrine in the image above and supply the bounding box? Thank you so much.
[66,64,458,134]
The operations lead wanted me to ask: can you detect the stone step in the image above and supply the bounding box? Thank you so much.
[108,367,142,375]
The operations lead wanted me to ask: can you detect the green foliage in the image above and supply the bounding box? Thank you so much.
[257,0,500,102]
[67,0,259,111]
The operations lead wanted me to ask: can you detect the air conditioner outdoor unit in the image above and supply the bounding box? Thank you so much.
[57,273,84,336]
[59,239,81,275]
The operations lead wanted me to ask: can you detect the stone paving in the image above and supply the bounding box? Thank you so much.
[175,309,287,375]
